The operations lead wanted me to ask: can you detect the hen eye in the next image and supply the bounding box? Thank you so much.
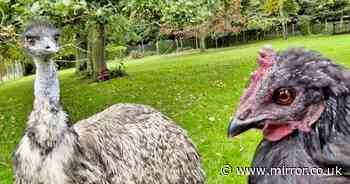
[273,87,296,105]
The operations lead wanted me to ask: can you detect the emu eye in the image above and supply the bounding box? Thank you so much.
[26,36,39,46]
[54,34,60,42]
[273,87,296,105]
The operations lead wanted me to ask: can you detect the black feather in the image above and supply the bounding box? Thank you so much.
[249,48,350,184]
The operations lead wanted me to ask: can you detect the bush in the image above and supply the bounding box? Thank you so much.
[144,51,157,57]
[298,16,312,35]
[56,54,76,70]
[176,47,193,52]
[311,24,325,34]
[158,40,176,54]
[57,62,75,70]
[129,50,144,59]
[109,61,127,78]
[106,45,127,60]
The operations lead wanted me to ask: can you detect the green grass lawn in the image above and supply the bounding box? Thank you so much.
[1,35,350,184]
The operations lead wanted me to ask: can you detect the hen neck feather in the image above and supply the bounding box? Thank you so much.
[314,95,350,139]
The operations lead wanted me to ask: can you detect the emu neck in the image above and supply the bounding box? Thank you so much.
[28,57,68,152]
[33,57,60,104]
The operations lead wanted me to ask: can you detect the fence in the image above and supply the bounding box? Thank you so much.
[331,21,350,34]
[127,20,350,56]
[1,21,349,81]
[0,61,24,83]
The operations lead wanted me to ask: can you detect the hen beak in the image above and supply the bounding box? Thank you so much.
[227,115,267,138]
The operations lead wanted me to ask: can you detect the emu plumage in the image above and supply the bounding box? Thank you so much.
[228,47,350,183]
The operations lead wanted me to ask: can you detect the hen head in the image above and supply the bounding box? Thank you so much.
[228,46,350,142]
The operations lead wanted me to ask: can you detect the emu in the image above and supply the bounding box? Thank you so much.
[12,22,205,184]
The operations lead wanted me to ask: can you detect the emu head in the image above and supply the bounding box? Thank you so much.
[22,21,61,60]
[228,46,350,142]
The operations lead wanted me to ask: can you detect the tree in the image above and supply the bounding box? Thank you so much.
[12,0,131,81]
[118,0,164,53]
[264,0,299,39]
[160,0,197,51]
[159,0,217,52]
[4,0,89,76]
[0,0,27,79]
[207,0,244,47]
[296,0,350,34]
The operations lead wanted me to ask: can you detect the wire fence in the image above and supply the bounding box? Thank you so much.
[125,21,350,58]
[1,21,349,83]
[0,61,24,83]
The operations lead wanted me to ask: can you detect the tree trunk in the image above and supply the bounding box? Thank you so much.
[263,30,266,39]
[279,6,287,40]
[90,22,109,81]
[200,34,206,52]
[179,38,183,50]
[0,58,5,82]
[222,37,224,48]
[75,33,87,74]
[340,15,344,32]
[87,28,94,77]
[282,20,287,39]
[156,40,160,55]
[175,38,179,52]
[195,33,199,49]
[141,40,145,53]
[243,31,246,43]
[307,22,311,35]
[5,64,10,80]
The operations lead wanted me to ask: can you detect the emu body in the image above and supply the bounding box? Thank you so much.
[14,103,203,184]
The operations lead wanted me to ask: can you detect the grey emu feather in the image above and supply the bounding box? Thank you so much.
[13,22,205,184]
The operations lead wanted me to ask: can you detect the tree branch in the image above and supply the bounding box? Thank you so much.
[54,59,87,63]
[61,43,88,53]
[0,155,7,167]
[0,7,5,26]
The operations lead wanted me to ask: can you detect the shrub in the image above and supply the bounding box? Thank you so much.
[176,47,193,52]
[109,61,127,78]
[298,16,312,35]
[144,51,157,57]
[56,54,76,70]
[106,45,127,60]
[311,24,325,34]
[158,40,176,54]
[129,50,144,59]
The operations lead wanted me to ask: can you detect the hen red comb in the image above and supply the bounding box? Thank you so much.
[241,45,276,102]
[257,45,276,67]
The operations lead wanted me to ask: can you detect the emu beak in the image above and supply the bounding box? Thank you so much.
[227,115,267,138]
[43,37,60,54]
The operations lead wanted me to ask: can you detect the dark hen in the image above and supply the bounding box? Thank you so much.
[228,46,350,183]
